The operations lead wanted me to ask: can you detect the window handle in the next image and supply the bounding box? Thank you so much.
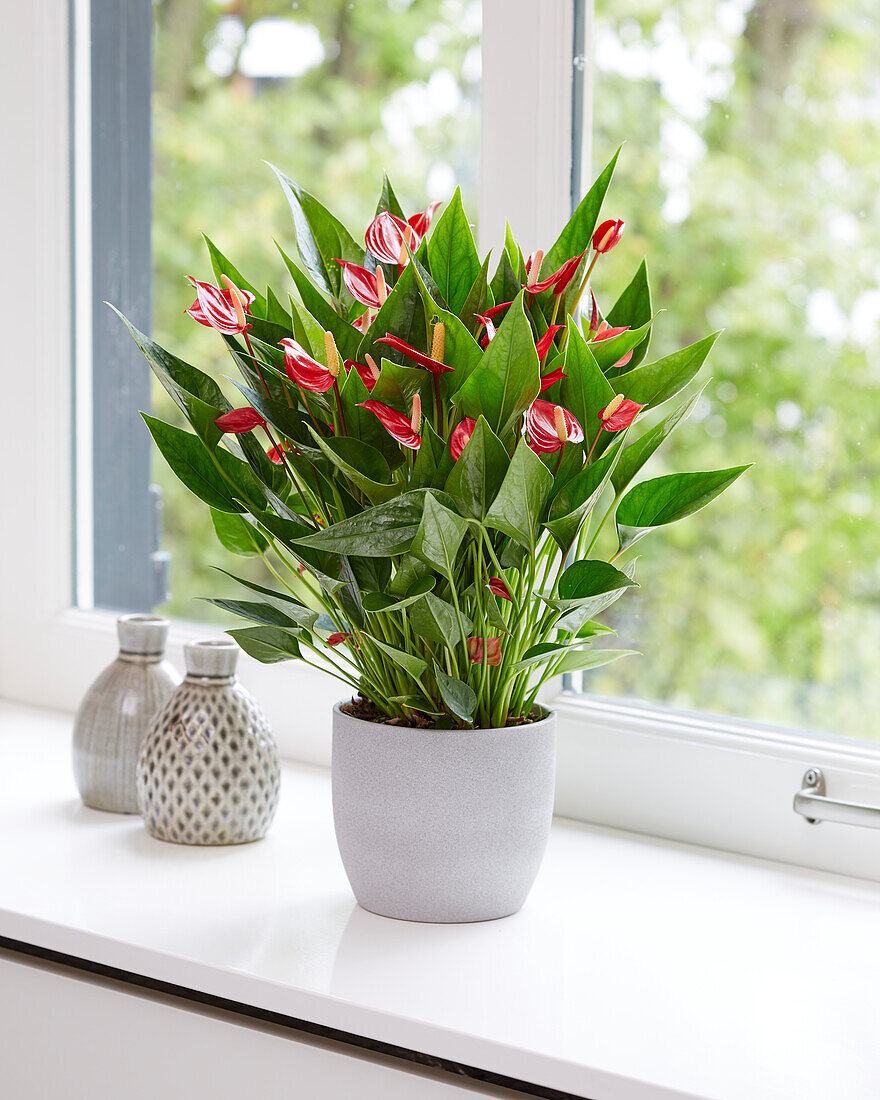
[794,769,880,829]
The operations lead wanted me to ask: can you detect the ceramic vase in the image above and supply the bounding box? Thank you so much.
[332,702,557,923]
[137,640,280,845]
[72,614,180,813]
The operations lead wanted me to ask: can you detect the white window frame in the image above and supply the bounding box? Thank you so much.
[5,0,880,883]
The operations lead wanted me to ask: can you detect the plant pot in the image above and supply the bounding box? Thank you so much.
[331,702,556,923]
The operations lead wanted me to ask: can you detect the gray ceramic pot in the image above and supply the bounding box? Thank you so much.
[331,703,556,923]
[72,615,180,813]
[136,640,280,845]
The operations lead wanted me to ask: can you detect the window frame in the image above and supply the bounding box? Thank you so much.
[5,0,880,883]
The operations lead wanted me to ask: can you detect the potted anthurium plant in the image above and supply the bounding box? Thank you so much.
[115,150,748,923]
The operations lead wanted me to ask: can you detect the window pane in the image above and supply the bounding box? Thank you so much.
[585,0,880,742]
[151,0,481,622]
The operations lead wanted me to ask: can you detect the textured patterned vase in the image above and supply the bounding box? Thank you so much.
[136,640,280,845]
[72,615,180,813]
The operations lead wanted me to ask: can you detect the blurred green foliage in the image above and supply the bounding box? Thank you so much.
[151,0,880,740]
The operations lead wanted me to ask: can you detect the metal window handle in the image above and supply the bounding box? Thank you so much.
[794,769,880,830]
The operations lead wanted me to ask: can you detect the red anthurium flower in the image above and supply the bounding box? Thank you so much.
[214,407,267,434]
[526,399,585,454]
[598,394,643,432]
[524,250,586,297]
[589,289,600,334]
[449,417,476,461]
[535,325,565,362]
[279,338,336,393]
[358,400,421,450]
[592,218,625,254]
[336,260,386,310]
[376,333,454,376]
[487,577,512,602]
[325,632,354,647]
[345,357,380,392]
[467,636,503,666]
[539,362,566,392]
[483,301,513,321]
[366,210,418,266]
[407,200,442,239]
[185,277,255,335]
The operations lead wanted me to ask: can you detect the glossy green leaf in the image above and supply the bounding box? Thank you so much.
[458,253,491,335]
[512,639,598,672]
[210,509,268,557]
[454,292,541,439]
[200,597,307,630]
[616,466,750,552]
[361,575,436,613]
[227,625,303,664]
[489,249,519,308]
[544,147,620,273]
[370,357,430,413]
[276,244,361,360]
[143,414,245,513]
[408,593,472,649]
[556,648,640,676]
[434,663,476,723]
[611,385,706,495]
[268,162,362,306]
[203,236,265,313]
[544,434,625,550]
[485,439,553,550]
[412,493,469,577]
[294,489,437,557]
[606,259,653,370]
[411,420,451,491]
[369,637,427,680]
[375,172,405,219]
[426,186,481,314]
[560,319,616,439]
[306,427,398,504]
[589,319,654,374]
[357,261,430,366]
[619,333,719,408]
[444,416,508,519]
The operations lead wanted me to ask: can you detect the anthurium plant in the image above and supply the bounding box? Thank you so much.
[115,151,748,730]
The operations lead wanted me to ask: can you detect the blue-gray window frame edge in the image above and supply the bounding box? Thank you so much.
[81,0,169,611]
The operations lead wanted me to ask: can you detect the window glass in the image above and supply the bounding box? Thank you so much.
[151,0,481,622]
[585,0,880,741]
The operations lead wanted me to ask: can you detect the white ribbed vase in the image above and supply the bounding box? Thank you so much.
[72,615,180,813]
[136,640,280,845]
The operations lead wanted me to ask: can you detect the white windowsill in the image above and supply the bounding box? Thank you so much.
[1,701,877,1100]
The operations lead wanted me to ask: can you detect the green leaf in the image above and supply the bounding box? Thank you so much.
[200,597,308,630]
[369,637,427,680]
[611,385,706,495]
[268,163,362,307]
[454,292,541,439]
[276,244,361,360]
[306,427,398,505]
[620,333,720,408]
[458,253,492,335]
[210,509,268,557]
[607,259,653,370]
[589,319,654,374]
[444,416,508,519]
[489,249,520,309]
[211,569,322,627]
[142,414,243,513]
[560,319,616,437]
[434,663,476,723]
[512,639,597,672]
[409,593,472,649]
[504,221,527,281]
[426,186,481,314]
[389,695,444,717]
[230,381,310,446]
[411,493,469,578]
[203,236,265,314]
[112,307,226,448]
[544,147,621,273]
[408,261,484,397]
[544,434,625,550]
[361,575,436,613]
[294,489,436,557]
[411,420,451,491]
[375,172,405,219]
[357,261,430,367]
[388,555,432,596]
[616,466,750,552]
[542,559,638,634]
[485,439,554,550]
[556,648,640,676]
[227,625,302,664]
[370,357,430,413]
[338,365,399,461]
